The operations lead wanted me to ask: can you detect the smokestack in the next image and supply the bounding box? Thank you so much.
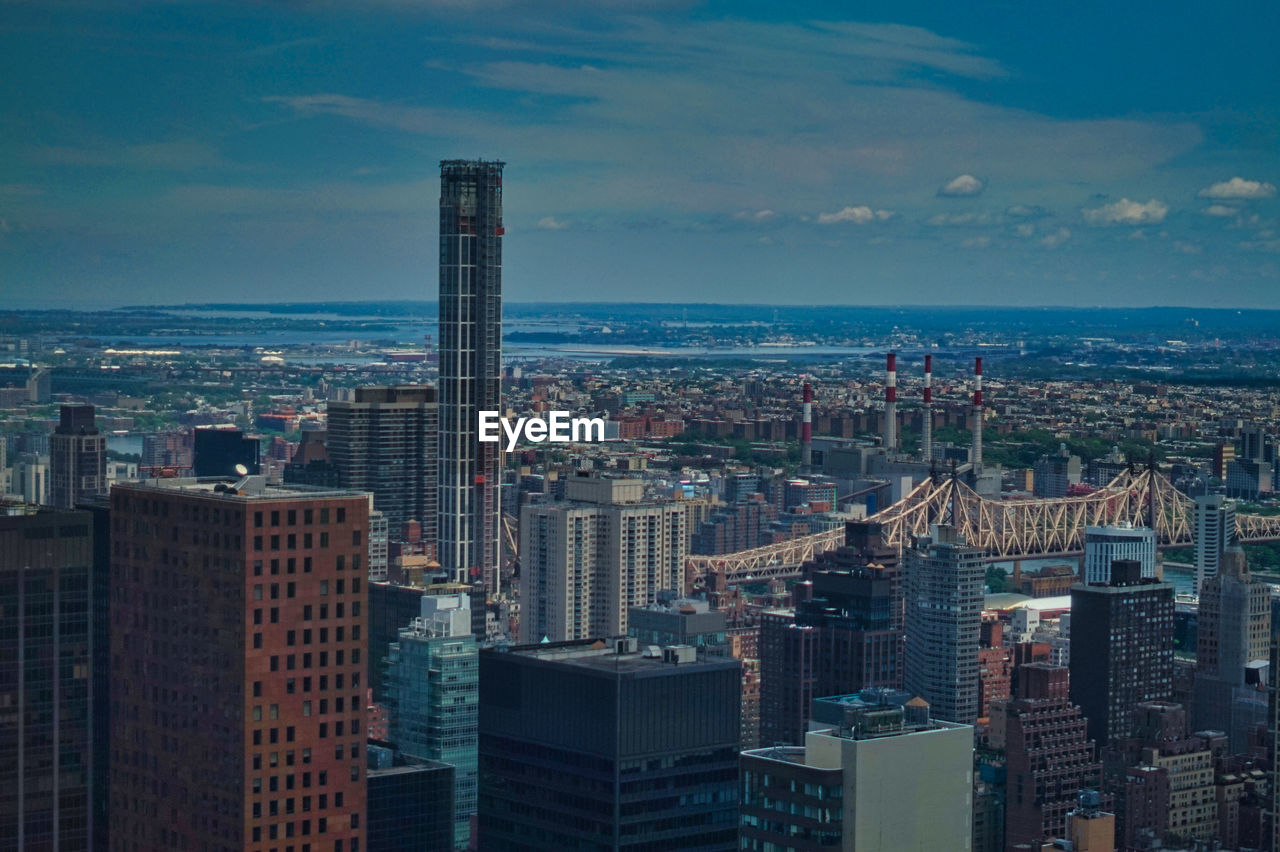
[922,354,933,463]
[972,356,983,471]
[885,352,897,453]
[801,382,813,472]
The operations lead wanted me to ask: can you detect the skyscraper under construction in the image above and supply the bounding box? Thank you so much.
[438,160,503,591]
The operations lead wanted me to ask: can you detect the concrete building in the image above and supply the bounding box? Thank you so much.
[49,404,106,509]
[1191,547,1271,751]
[438,159,504,592]
[192,424,261,477]
[108,478,370,851]
[1070,561,1174,747]
[384,594,479,850]
[1082,523,1156,585]
[518,473,686,643]
[904,524,985,724]
[0,511,100,850]
[478,639,741,851]
[1193,494,1236,593]
[327,385,438,554]
[741,695,973,850]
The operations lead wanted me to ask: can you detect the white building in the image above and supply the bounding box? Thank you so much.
[1194,494,1236,593]
[1083,523,1156,585]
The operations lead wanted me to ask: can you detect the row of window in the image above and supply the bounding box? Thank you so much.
[254,507,347,528]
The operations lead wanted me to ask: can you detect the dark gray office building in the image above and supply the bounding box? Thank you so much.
[366,744,455,852]
[192,425,261,478]
[1,511,99,851]
[327,385,439,545]
[478,639,741,851]
[438,159,503,592]
[1070,559,1175,746]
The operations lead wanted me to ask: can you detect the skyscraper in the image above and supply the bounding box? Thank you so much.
[50,403,106,508]
[1194,493,1236,592]
[109,478,370,851]
[759,561,903,745]
[477,639,741,851]
[327,385,438,550]
[1070,560,1174,746]
[518,473,686,643]
[438,159,504,591]
[904,524,984,724]
[1,510,99,850]
[384,594,479,850]
[1191,546,1271,750]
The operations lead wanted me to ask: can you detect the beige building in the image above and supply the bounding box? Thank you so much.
[1145,746,1217,842]
[741,701,973,850]
[519,473,686,642]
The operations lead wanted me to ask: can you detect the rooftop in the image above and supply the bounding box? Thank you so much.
[115,477,370,503]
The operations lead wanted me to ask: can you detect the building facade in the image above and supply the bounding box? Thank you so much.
[1069,560,1174,747]
[327,385,438,551]
[478,639,741,851]
[1082,523,1156,585]
[904,525,984,724]
[108,479,370,851]
[50,404,106,509]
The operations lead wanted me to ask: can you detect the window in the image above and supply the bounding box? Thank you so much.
[253,706,263,721]
[255,511,264,528]
[320,581,329,596]
[286,678,296,694]
[271,607,279,624]
[319,532,329,548]
[352,530,362,546]
[287,582,296,598]
[254,609,263,625]
[303,605,313,621]
[254,681,263,698]
[303,701,312,717]
[337,508,346,523]
[253,585,263,601]
[271,510,280,526]
[271,535,280,550]
[270,656,279,672]
[254,536,263,552]
[288,509,297,525]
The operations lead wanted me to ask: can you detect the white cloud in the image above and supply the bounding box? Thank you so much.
[1241,238,1280,253]
[734,209,776,222]
[1081,198,1168,226]
[535,216,568,230]
[1198,177,1277,200]
[938,174,984,197]
[1038,227,1071,248]
[960,236,991,248]
[817,205,892,225]
[1014,223,1035,238]
[1173,241,1202,255]
[1201,204,1239,217]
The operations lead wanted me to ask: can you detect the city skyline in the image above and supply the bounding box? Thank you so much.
[3,2,1279,307]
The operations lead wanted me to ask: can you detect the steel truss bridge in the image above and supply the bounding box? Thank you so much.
[686,468,1280,586]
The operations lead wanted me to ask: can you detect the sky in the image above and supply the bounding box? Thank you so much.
[2,0,1279,307]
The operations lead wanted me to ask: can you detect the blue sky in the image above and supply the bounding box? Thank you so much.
[2,0,1279,306]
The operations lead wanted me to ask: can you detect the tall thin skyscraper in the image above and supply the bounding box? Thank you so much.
[438,160,503,591]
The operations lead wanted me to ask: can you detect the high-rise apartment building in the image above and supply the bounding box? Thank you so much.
[108,479,370,851]
[1,511,99,851]
[1191,546,1271,750]
[1070,560,1174,746]
[740,695,973,851]
[438,159,503,591]
[384,594,478,850]
[365,747,454,852]
[759,561,902,745]
[327,385,438,551]
[904,524,984,724]
[1002,664,1102,849]
[518,474,686,643]
[478,639,741,851]
[50,404,106,508]
[1083,523,1156,585]
[1194,493,1237,593]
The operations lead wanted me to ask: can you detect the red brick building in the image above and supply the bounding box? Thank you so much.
[109,479,370,852]
[1003,664,1102,850]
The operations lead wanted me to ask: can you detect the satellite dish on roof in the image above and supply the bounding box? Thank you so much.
[234,464,249,476]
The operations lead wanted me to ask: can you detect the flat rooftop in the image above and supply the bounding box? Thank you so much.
[115,477,370,502]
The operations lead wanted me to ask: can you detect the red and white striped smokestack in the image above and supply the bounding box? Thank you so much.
[801,382,813,471]
[972,356,983,471]
[922,354,933,463]
[885,352,898,453]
